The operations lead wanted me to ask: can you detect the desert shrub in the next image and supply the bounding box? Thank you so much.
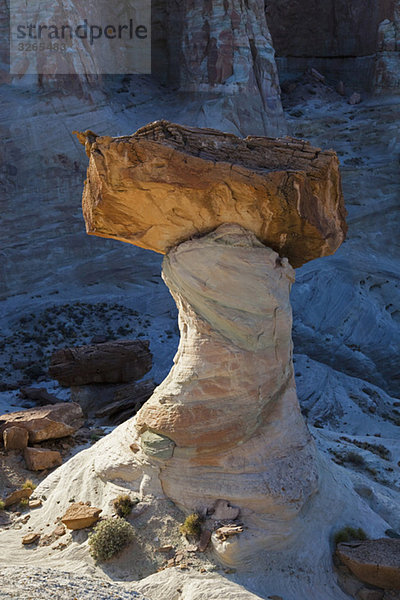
[179,513,202,538]
[22,480,36,491]
[19,498,29,507]
[344,451,365,466]
[334,526,367,545]
[88,517,134,562]
[0,500,5,510]
[113,494,136,518]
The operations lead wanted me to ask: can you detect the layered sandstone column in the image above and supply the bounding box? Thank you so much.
[77,120,346,562]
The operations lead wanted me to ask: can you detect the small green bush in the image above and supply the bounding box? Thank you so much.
[19,498,29,508]
[88,517,134,562]
[22,479,36,491]
[0,500,5,511]
[334,526,367,545]
[113,494,136,518]
[179,513,202,538]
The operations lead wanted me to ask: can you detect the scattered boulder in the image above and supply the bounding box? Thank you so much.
[28,499,42,509]
[61,502,102,530]
[71,379,155,424]
[19,387,61,405]
[4,488,33,508]
[24,447,62,471]
[0,403,84,443]
[22,533,40,545]
[140,431,175,460]
[337,539,400,589]
[49,340,152,386]
[211,499,240,521]
[3,426,29,450]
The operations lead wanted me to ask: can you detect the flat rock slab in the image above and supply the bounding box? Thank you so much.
[79,120,347,268]
[49,340,152,386]
[0,403,84,443]
[24,447,62,471]
[4,488,32,508]
[337,539,400,589]
[61,502,102,530]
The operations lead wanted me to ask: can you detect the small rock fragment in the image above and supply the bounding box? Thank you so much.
[348,92,362,105]
[22,533,40,545]
[214,524,244,541]
[28,499,42,509]
[61,502,102,530]
[157,545,173,553]
[53,525,66,537]
[336,81,346,96]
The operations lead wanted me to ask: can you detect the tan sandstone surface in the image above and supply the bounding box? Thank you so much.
[78,120,346,269]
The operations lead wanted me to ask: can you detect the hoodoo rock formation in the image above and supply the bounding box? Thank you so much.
[76,120,347,564]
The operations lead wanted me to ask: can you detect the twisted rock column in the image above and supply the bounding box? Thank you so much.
[136,224,319,546]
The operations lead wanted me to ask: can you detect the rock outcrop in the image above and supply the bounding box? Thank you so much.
[337,539,400,589]
[49,340,152,386]
[0,403,84,443]
[374,3,400,92]
[79,120,346,269]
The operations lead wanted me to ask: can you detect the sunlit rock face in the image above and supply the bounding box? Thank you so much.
[136,225,319,529]
[79,120,346,269]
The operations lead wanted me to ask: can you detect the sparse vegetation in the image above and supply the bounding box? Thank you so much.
[88,517,135,562]
[179,513,202,538]
[113,494,137,518]
[0,500,5,510]
[19,498,29,507]
[334,526,367,545]
[344,451,365,466]
[22,479,36,491]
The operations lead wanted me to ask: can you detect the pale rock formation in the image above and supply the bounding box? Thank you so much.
[157,0,285,135]
[79,120,346,269]
[4,487,32,508]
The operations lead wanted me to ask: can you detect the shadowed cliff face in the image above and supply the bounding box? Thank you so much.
[265,0,400,92]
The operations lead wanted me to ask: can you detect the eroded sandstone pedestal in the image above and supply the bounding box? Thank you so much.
[76,121,346,563]
[136,224,319,558]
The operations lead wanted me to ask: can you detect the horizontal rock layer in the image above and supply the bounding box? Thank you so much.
[80,120,346,268]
